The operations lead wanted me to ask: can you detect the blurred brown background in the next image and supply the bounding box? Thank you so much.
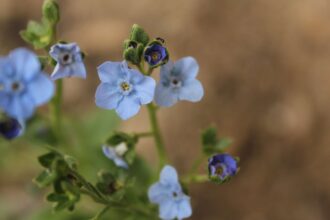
[1,0,330,219]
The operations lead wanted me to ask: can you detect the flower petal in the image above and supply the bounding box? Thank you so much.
[154,84,178,107]
[97,61,127,83]
[95,83,122,110]
[159,199,177,220]
[9,48,40,81]
[69,62,87,79]
[160,61,174,79]
[177,197,192,219]
[115,96,141,120]
[51,65,71,80]
[27,73,54,106]
[134,76,156,105]
[148,183,171,204]
[102,146,128,169]
[178,79,204,102]
[160,165,179,185]
[6,93,35,120]
[174,56,199,80]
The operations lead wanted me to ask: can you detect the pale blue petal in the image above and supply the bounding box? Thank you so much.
[134,76,156,104]
[69,62,87,79]
[115,96,141,120]
[148,183,171,204]
[9,48,40,81]
[159,200,177,220]
[160,60,174,78]
[97,61,127,83]
[6,93,35,120]
[49,43,80,60]
[174,57,199,80]
[51,65,71,80]
[160,165,179,185]
[155,84,178,107]
[178,79,204,102]
[128,69,145,84]
[177,197,192,219]
[95,83,123,110]
[27,73,54,106]
[0,92,10,111]
[0,58,14,79]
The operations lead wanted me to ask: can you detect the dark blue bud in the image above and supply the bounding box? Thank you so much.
[144,42,168,67]
[0,118,22,140]
[208,154,238,182]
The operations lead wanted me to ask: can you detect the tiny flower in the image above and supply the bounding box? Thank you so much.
[148,165,192,220]
[0,117,22,140]
[155,56,204,107]
[102,143,129,169]
[144,42,168,67]
[95,61,156,120]
[49,42,87,80]
[208,153,238,182]
[0,48,54,121]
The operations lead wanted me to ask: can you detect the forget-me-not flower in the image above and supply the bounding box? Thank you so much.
[0,117,22,140]
[95,61,156,120]
[148,165,192,220]
[102,143,129,169]
[49,42,87,80]
[144,42,168,67]
[155,56,204,107]
[0,48,54,121]
[208,154,238,182]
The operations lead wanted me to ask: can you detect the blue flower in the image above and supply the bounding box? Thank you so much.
[0,117,22,140]
[155,56,204,107]
[144,42,168,66]
[0,48,54,121]
[95,61,156,120]
[208,154,238,182]
[102,143,128,169]
[49,42,87,80]
[148,165,192,220]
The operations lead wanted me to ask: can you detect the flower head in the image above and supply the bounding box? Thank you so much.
[49,42,86,80]
[0,117,22,140]
[155,56,204,107]
[0,48,54,121]
[102,143,129,169]
[208,154,238,182]
[148,165,192,220]
[144,42,168,67]
[95,61,156,120]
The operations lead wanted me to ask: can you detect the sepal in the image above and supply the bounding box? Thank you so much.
[201,126,233,155]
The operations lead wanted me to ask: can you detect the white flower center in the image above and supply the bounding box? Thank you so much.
[170,77,182,88]
[114,142,128,156]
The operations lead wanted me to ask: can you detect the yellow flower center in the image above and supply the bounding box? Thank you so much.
[151,52,160,61]
[215,166,223,175]
[120,82,130,91]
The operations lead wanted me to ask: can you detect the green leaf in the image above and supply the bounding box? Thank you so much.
[63,155,78,170]
[42,0,60,24]
[20,20,52,49]
[202,126,233,155]
[129,24,149,45]
[34,170,57,187]
[38,152,57,168]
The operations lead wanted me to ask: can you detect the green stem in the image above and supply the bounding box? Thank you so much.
[134,132,153,138]
[146,103,167,170]
[90,206,110,220]
[50,79,63,139]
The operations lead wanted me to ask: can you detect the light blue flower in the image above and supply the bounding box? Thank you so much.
[102,144,128,169]
[148,165,192,220]
[49,42,86,80]
[0,48,54,121]
[95,61,156,120]
[155,56,204,107]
